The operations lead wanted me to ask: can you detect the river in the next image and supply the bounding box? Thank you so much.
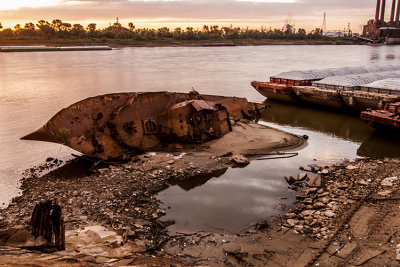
[0,45,399,231]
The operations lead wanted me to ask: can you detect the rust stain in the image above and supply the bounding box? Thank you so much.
[21,91,264,160]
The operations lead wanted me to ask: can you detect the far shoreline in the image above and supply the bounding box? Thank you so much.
[0,37,360,48]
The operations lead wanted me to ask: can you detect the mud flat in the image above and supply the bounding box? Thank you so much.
[0,122,304,266]
[2,121,400,266]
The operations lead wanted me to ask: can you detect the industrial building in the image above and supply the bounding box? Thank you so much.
[363,0,400,43]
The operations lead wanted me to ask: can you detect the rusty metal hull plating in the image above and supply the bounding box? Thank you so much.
[21,91,263,160]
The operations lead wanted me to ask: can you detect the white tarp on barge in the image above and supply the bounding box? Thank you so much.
[312,71,400,91]
[272,65,400,81]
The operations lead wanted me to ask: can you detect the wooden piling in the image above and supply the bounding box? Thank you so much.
[30,200,65,250]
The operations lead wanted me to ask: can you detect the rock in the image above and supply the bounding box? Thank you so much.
[219,152,233,157]
[319,197,330,204]
[230,155,250,165]
[254,221,269,230]
[311,220,322,228]
[358,180,368,186]
[321,168,329,175]
[313,174,324,187]
[303,188,319,195]
[297,173,308,181]
[301,210,315,216]
[285,213,297,219]
[167,160,174,165]
[396,244,400,261]
[157,219,175,228]
[285,176,296,184]
[276,203,287,210]
[346,165,358,170]
[378,190,392,196]
[324,210,335,218]
[287,219,297,227]
[6,229,32,246]
[304,198,313,204]
[381,176,398,187]
[223,243,242,254]
[313,202,326,209]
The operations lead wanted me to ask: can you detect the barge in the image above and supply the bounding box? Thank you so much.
[361,102,400,131]
[21,91,263,160]
[251,66,400,111]
[0,46,112,52]
[293,72,400,111]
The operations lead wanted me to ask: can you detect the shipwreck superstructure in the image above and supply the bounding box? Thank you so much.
[21,91,263,160]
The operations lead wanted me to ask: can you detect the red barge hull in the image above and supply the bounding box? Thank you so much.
[361,102,400,130]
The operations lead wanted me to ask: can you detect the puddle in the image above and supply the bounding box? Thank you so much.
[157,101,400,234]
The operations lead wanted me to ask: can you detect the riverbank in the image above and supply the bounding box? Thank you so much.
[0,38,358,48]
[2,120,400,266]
[0,122,305,266]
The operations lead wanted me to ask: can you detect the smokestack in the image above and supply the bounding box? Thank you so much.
[390,0,396,21]
[396,0,400,21]
[376,0,382,20]
[381,0,386,21]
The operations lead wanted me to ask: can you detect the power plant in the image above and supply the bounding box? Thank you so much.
[363,0,400,43]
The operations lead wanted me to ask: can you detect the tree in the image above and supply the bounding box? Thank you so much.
[71,23,86,37]
[36,20,55,38]
[86,23,97,33]
[24,22,35,31]
[128,22,135,31]
[51,19,63,31]
[297,28,306,36]
[0,22,2,30]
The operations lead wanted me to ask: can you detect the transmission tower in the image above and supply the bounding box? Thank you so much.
[322,13,327,32]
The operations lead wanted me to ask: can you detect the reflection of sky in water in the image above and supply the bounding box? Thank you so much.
[159,120,364,234]
[159,100,400,233]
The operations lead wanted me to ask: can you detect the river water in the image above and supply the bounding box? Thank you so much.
[1,45,399,230]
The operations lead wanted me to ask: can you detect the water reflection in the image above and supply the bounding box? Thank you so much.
[158,100,400,234]
[170,168,228,191]
[262,100,400,158]
[261,100,373,143]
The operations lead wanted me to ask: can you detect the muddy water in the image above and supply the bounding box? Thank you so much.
[157,102,400,233]
[0,45,399,212]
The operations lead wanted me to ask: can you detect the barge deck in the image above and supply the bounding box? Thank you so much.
[252,66,400,112]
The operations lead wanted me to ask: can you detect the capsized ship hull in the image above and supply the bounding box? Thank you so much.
[21,91,264,160]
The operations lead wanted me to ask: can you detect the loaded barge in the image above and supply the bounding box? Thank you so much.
[0,46,112,52]
[251,66,400,111]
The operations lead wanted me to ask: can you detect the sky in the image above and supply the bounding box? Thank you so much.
[0,0,383,33]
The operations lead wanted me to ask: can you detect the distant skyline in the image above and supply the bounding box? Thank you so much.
[0,0,382,33]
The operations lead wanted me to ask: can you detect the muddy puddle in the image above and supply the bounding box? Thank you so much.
[157,101,400,234]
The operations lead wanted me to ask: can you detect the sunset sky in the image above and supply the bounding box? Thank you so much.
[0,0,382,33]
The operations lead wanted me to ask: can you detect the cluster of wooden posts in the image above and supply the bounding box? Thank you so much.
[30,200,65,250]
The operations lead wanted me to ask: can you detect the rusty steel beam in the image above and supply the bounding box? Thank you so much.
[391,0,396,21]
[396,0,400,21]
[376,0,382,20]
[381,0,387,21]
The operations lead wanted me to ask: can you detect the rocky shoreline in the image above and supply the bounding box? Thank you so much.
[1,122,400,266]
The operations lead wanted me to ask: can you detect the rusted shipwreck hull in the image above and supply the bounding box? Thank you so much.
[361,102,400,130]
[21,91,263,159]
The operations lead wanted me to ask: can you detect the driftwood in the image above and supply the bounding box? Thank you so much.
[30,200,65,250]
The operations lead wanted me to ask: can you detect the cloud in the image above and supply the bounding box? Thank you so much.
[0,0,378,31]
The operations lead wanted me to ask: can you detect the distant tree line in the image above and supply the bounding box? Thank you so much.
[0,19,329,41]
